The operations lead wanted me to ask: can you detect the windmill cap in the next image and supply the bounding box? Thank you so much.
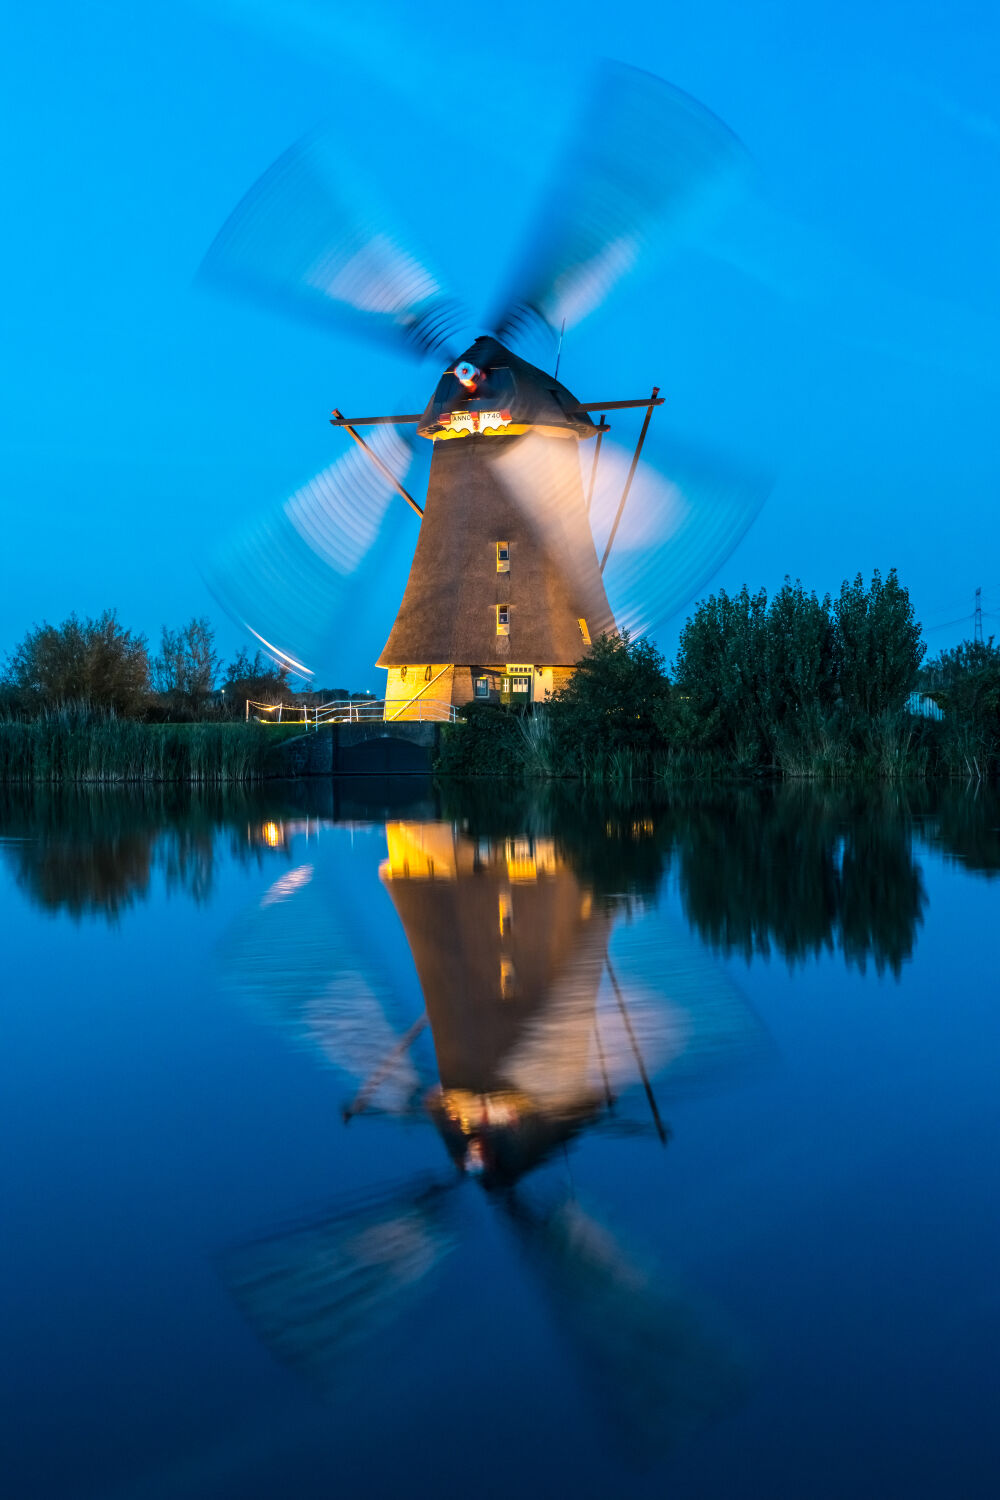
[417,337,597,441]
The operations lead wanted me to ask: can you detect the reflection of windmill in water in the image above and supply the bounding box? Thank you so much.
[218,814,767,1454]
[201,63,769,701]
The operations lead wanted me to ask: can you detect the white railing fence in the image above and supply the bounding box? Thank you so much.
[246,698,458,726]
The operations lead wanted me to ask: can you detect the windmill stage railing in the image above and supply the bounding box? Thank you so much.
[246,698,458,726]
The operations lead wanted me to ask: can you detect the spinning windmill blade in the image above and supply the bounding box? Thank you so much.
[588,435,771,638]
[199,128,465,362]
[202,421,418,677]
[491,429,769,641]
[217,862,435,1113]
[491,60,747,349]
[222,1178,459,1395]
[502,1191,749,1458]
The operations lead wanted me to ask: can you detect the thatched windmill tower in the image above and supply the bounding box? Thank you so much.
[376,337,627,714]
[202,65,765,709]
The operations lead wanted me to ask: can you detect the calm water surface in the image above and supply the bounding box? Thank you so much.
[2,779,998,1499]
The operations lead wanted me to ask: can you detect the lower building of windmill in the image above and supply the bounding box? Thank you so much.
[382,662,580,717]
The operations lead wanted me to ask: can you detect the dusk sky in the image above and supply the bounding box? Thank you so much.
[4,0,999,689]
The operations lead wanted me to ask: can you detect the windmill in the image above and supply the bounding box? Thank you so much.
[201,62,768,711]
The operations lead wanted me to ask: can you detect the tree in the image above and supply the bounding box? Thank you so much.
[547,631,673,764]
[221,648,289,717]
[672,585,769,752]
[3,609,150,715]
[153,617,220,715]
[832,569,923,718]
[921,638,1000,735]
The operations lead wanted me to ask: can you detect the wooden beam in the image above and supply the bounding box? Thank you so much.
[330,412,422,426]
[568,396,664,414]
[586,414,606,514]
[599,387,660,574]
[342,1014,429,1121]
[605,956,669,1145]
[332,409,423,519]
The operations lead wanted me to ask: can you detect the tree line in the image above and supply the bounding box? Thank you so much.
[0,612,308,720]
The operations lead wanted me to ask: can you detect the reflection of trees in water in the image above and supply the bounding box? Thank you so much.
[442,780,934,976]
[913,783,1000,879]
[665,785,929,977]
[0,785,301,921]
[3,778,996,952]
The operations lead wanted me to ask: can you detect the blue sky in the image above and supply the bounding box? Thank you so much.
[3,0,999,688]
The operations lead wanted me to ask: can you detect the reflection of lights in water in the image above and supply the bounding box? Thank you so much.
[262,822,282,848]
[438,1088,525,1132]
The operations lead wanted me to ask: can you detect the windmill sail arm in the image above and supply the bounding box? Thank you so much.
[330,412,423,426]
[332,410,423,518]
[566,396,665,414]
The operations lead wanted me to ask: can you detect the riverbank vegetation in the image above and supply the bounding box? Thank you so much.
[0,706,278,784]
[4,572,998,782]
[438,571,1000,782]
[0,610,358,781]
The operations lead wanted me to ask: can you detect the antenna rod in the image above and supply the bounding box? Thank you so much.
[600,387,660,574]
[553,318,567,381]
[332,409,423,519]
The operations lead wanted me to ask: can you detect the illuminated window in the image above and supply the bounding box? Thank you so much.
[497,541,510,573]
[474,675,490,699]
[578,618,591,645]
[496,605,510,636]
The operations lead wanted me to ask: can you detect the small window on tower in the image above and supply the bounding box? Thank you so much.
[496,605,510,636]
[475,675,490,699]
[578,618,591,645]
[497,541,510,573]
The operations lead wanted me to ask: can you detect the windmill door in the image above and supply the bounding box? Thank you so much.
[501,665,533,705]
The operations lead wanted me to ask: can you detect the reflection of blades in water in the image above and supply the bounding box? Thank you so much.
[224,1180,457,1394]
[200,130,463,360]
[218,879,427,1111]
[260,864,313,908]
[499,912,672,1114]
[589,438,770,637]
[506,1193,748,1458]
[203,426,416,677]
[492,61,746,345]
[606,916,772,1098]
[503,915,767,1123]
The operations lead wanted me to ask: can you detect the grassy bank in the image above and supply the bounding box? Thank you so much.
[0,707,281,783]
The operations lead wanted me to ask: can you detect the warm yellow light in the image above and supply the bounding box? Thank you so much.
[262,821,282,847]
